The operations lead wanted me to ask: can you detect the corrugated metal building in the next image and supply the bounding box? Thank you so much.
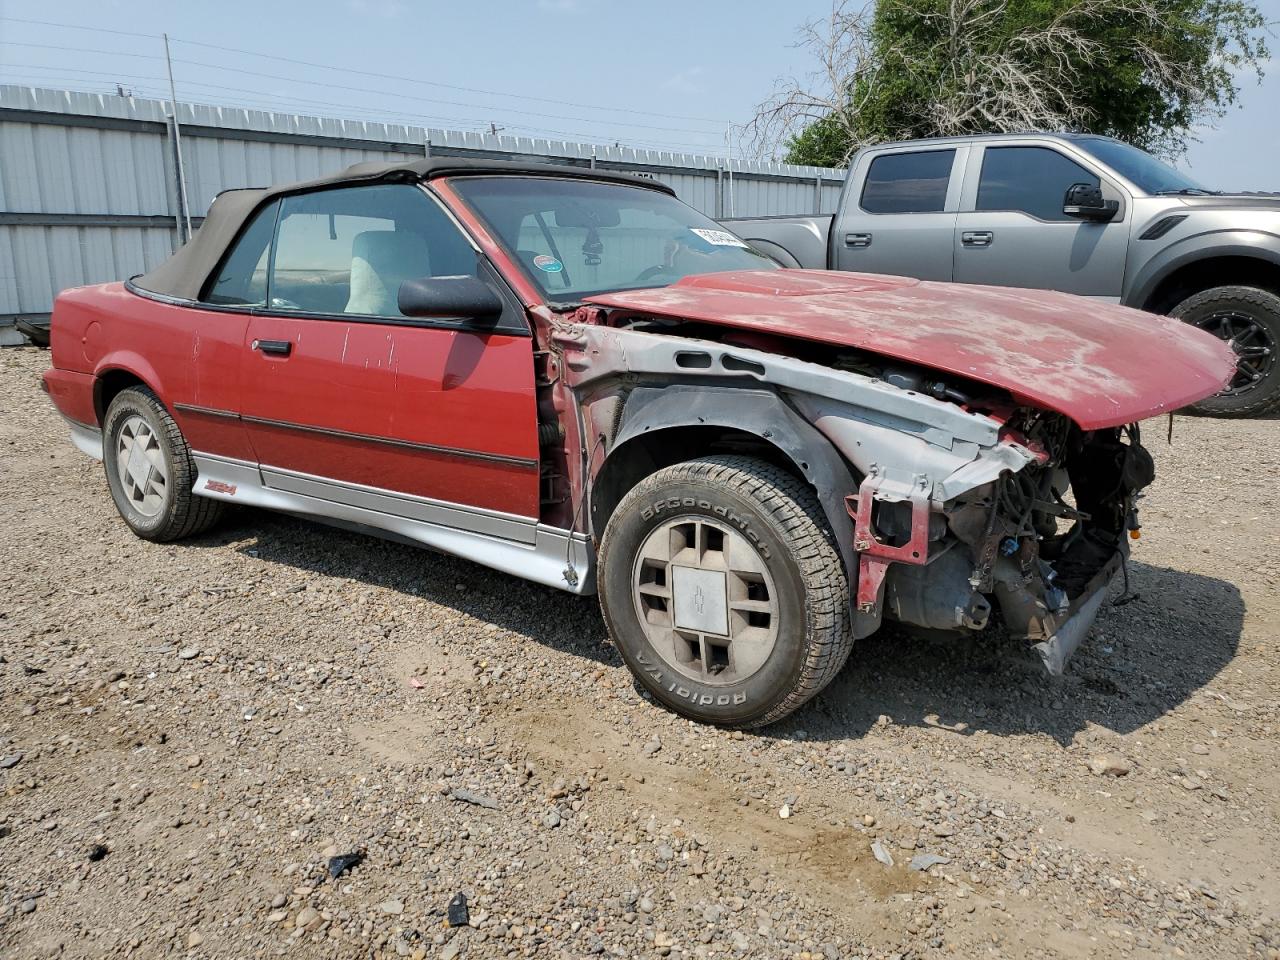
[0,85,845,342]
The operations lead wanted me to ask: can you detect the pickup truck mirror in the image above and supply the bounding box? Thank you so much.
[398,275,504,324]
[1063,182,1119,222]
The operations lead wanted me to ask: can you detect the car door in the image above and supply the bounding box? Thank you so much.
[239,182,541,527]
[831,146,965,280]
[953,143,1130,299]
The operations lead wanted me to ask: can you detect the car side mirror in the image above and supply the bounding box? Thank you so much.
[398,275,504,324]
[1063,182,1119,222]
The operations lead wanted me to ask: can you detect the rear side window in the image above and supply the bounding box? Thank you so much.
[202,201,278,306]
[860,150,954,214]
[977,146,1101,222]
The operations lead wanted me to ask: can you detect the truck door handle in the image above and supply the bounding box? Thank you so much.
[961,231,994,247]
[252,339,292,356]
[845,232,873,248]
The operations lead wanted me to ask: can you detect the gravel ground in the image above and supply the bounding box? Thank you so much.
[2,345,1278,960]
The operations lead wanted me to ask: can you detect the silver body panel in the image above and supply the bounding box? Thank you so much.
[67,418,104,460]
[192,452,595,594]
[721,132,1280,311]
[59,409,595,592]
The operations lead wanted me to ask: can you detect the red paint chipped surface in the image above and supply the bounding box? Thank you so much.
[586,270,1236,429]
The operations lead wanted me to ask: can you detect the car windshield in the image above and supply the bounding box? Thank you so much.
[1073,138,1216,195]
[451,176,778,300]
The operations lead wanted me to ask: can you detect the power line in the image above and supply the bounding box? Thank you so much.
[0,68,726,152]
[169,36,729,125]
[167,56,722,135]
[0,14,728,124]
[0,36,724,136]
[0,19,731,152]
[1,39,166,59]
[0,14,155,41]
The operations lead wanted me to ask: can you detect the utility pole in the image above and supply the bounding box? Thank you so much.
[725,122,735,218]
[163,33,193,241]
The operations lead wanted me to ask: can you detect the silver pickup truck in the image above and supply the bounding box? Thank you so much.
[724,133,1280,417]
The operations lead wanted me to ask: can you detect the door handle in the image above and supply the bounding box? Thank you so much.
[961,230,994,247]
[252,339,292,356]
[845,232,873,248]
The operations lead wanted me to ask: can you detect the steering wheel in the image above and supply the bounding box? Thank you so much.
[634,264,680,285]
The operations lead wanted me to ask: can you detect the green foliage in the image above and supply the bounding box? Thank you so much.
[785,115,853,167]
[782,0,1270,166]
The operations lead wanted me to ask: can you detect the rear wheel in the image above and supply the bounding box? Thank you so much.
[103,386,224,541]
[597,455,852,728]
[1172,285,1280,417]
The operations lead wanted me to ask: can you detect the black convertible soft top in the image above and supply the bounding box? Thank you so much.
[133,157,674,302]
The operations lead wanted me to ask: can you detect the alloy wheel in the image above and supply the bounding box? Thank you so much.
[631,516,780,686]
[1193,310,1277,395]
[114,414,169,518]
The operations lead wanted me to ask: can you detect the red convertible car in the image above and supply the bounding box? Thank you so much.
[42,158,1234,727]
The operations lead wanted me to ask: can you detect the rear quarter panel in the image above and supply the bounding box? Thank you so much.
[48,283,253,461]
[718,216,833,269]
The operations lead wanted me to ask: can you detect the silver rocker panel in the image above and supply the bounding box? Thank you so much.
[191,452,596,595]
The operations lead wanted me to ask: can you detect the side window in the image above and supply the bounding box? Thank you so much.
[977,147,1101,222]
[202,200,278,306]
[860,150,955,214]
[269,184,477,318]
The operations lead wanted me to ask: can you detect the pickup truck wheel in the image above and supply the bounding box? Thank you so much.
[103,387,224,542]
[598,455,852,728]
[1171,285,1280,417]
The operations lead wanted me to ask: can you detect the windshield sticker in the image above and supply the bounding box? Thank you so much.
[532,254,564,274]
[690,228,749,248]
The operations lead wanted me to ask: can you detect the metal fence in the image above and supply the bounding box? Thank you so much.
[0,85,846,343]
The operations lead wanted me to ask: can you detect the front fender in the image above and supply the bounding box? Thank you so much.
[601,385,859,581]
[1124,230,1280,309]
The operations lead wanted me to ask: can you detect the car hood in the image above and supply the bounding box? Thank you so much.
[584,270,1236,430]
[1171,193,1280,210]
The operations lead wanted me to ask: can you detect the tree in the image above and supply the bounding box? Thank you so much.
[747,0,1271,168]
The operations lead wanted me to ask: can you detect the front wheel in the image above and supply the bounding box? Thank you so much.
[597,455,852,728]
[1172,285,1280,417]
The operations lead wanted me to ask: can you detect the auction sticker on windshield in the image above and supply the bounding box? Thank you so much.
[532,254,564,273]
[690,228,749,248]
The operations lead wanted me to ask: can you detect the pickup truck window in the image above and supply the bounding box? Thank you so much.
[860,150,954,214]
[1073,137,1211,195]
[268,184,476,318]
[202,201,279,306]
[453,177,777,300]
[976,146,1099,222]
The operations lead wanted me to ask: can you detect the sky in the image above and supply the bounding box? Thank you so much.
[1,0,1277,190]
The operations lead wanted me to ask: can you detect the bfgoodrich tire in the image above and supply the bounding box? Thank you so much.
[103,386,224,542]
[598,455,852,728]
[1171,285,1280,417]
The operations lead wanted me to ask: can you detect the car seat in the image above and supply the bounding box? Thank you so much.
[345,231,430,316]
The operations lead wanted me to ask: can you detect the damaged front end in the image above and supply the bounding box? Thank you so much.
[548,313,1156,677]
[858,413,1154,675]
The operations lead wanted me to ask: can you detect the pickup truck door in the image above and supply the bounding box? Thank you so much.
[831,146,965,280]
[230,184,541,528]
[953,143,1130,298]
